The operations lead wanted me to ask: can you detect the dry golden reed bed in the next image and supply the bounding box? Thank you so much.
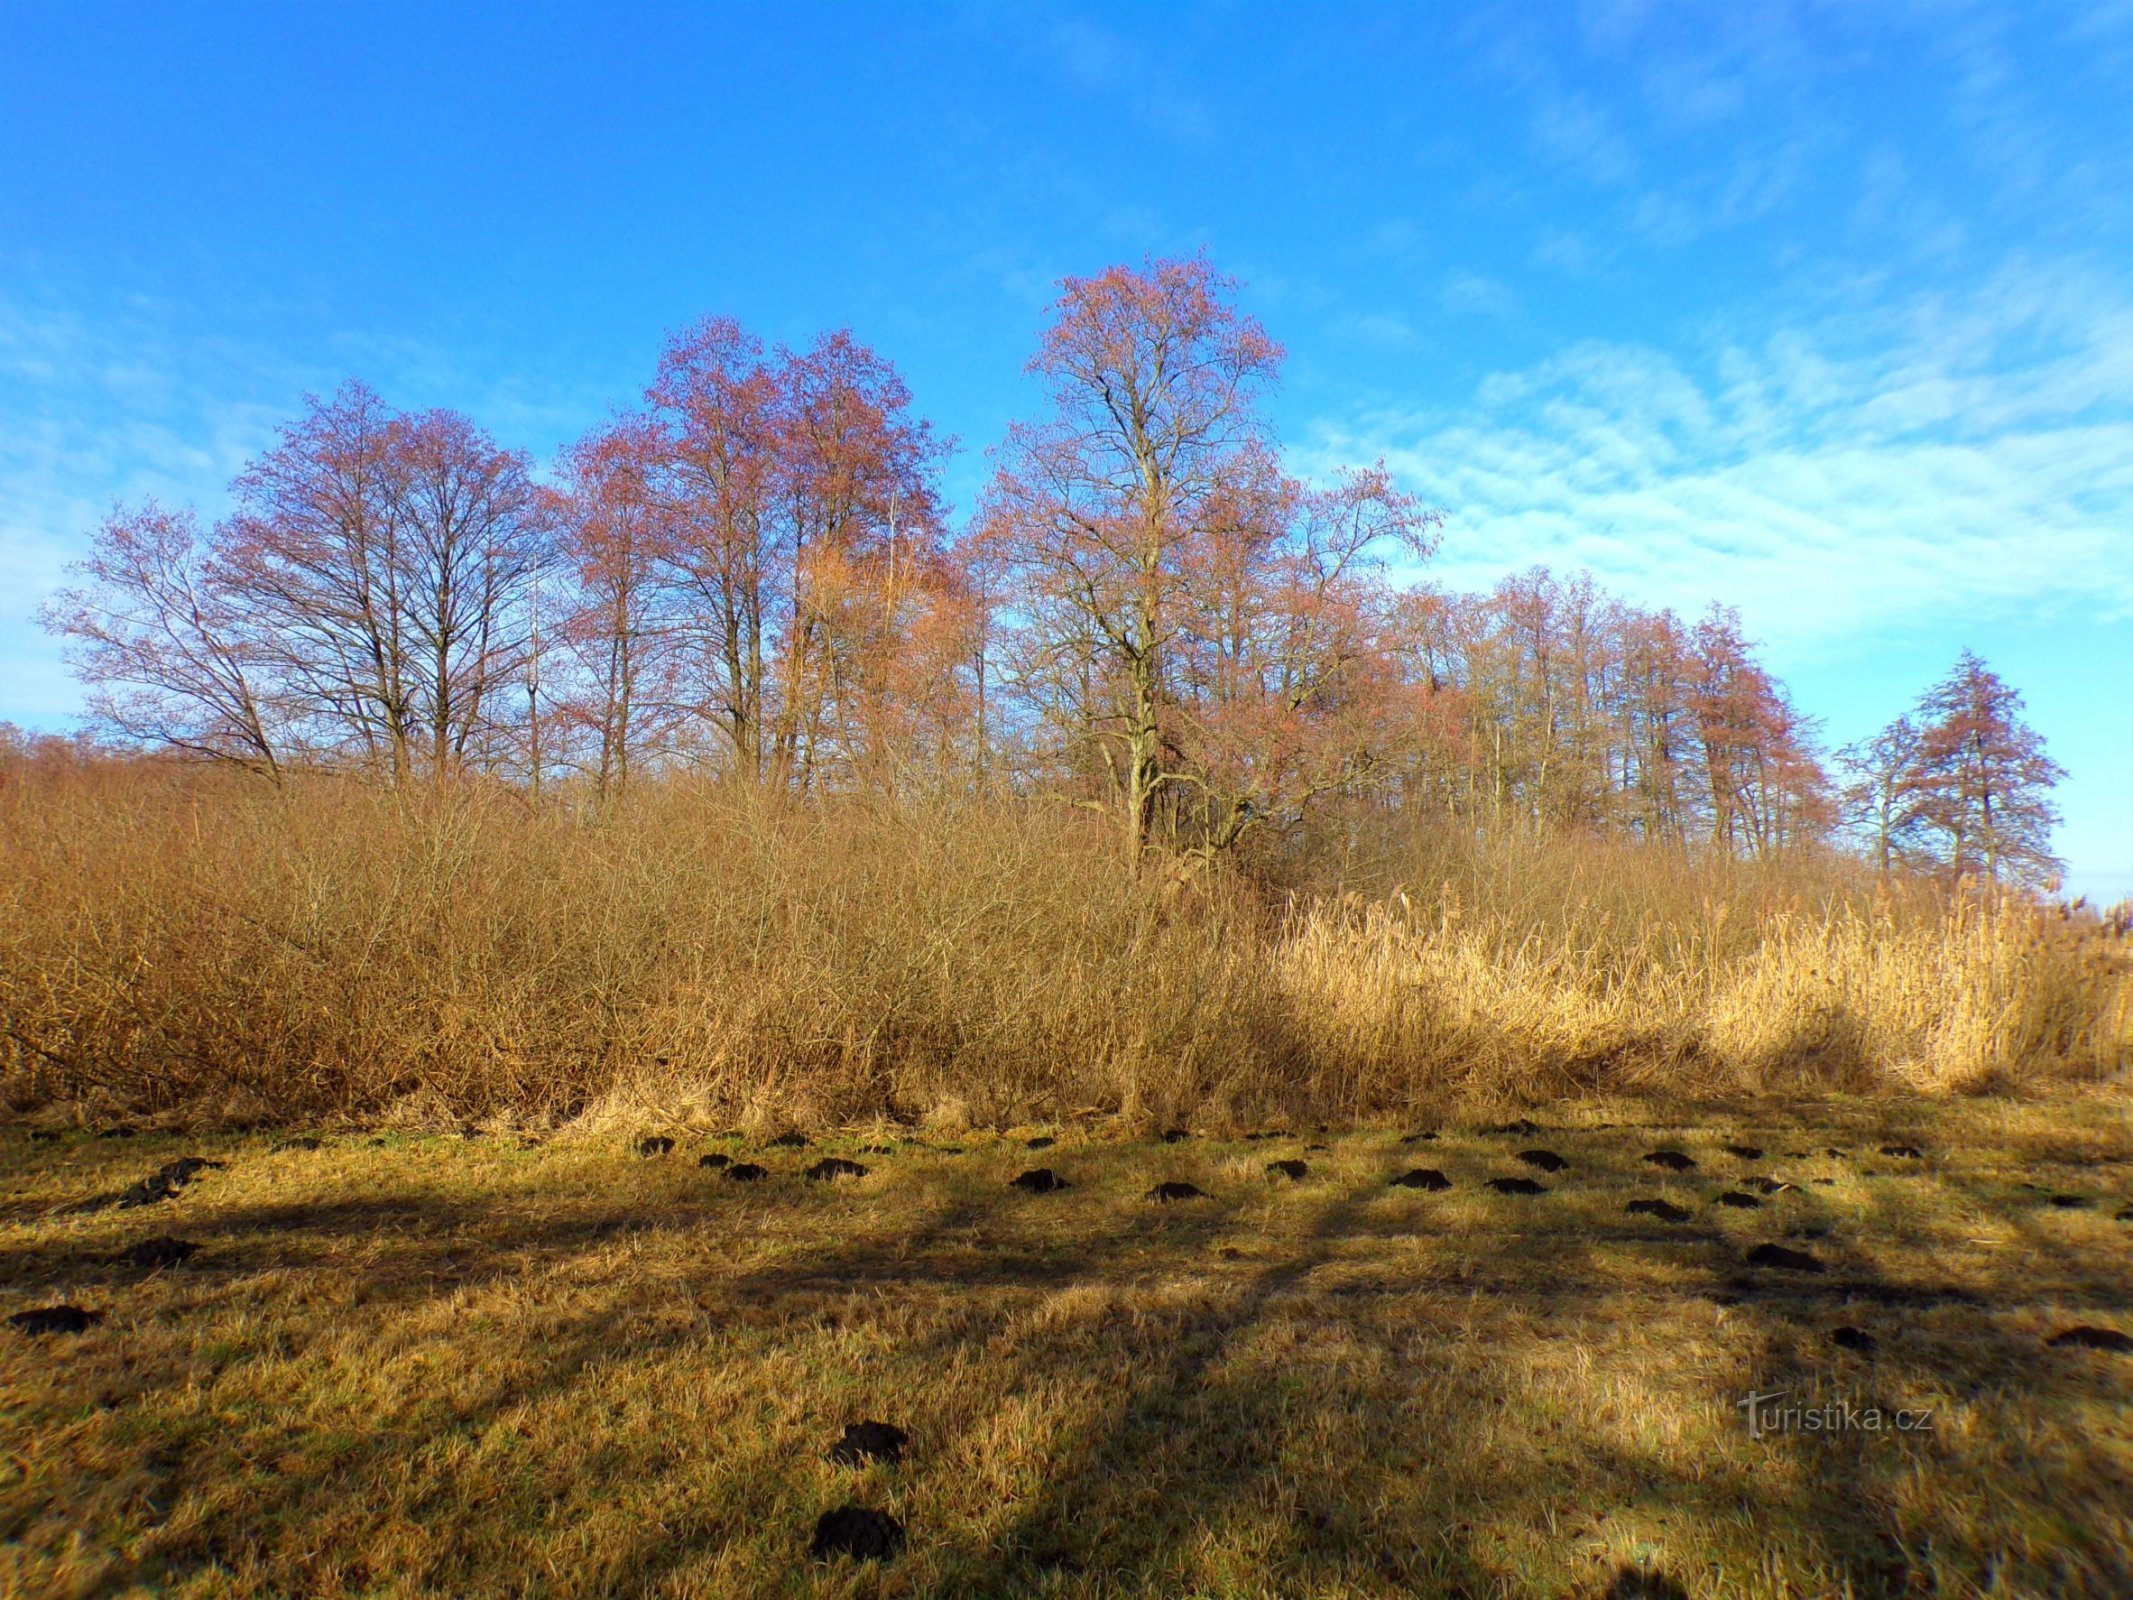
[1,767,2125,1132]
[3,1101,2131,1598]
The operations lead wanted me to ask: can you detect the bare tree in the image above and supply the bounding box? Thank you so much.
[553,416,678,794]
[646,318,783,778]
[1837,714,1930,877]
[980,257,1433,865]
[1911,651,2065,887]
[980,257,1281,864]
[40,502,284,777]
[217,382,548,784]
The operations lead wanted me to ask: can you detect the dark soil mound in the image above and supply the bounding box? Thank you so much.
[117,1157,226,1209]
[1824,1148,1850,1159]
[1145,1181,1209,1202]
[1741,1177,1791,1194]
[1485,1177,1546,1196]
[726,1162,770,1182]
[1025,1136,1056,1150]
[1643,1150,1696,1172]
[810,1505,905,1562]
[827,1420,909,1466]
[1602,1568,1692,1600]
[861,1144,895,1155]
[1516,1149,1568,1173]
[122,1237,198,1269]
[1010,1168,1068,1193]
[273,1137,324,1153]
[2047,1194,2092,1209]
[2047,1325,2132,1352]
[1830,1325,1876,1352]
[805,1158,868,1182]
[1624,1199,1691,1223]
[1878,1145,1923,1159]
[98,1127,138,1139]
[768,1132,810,1149]
[637,1136,674,1157]
[1714,1191,1762,1209]
[1161,1128,1190,1144]
[9,1305,102,1335]
[1266,1159,1308,1181]
[1746,1243,1825,1272]
[1490,1118,1543,1136]
[1390,1168,1452,1191]
[1400,1130,1440,1144]
[111,1177,178,1210]
[1722,1144,1765,1160]
[699,1153,731,1170]
[1022,1543,1084,1575]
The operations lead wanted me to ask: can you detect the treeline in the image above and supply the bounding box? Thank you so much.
[41,258,2064,886]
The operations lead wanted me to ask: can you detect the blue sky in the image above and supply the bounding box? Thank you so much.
[2,1,2128,899]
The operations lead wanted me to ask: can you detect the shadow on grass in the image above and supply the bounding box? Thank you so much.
[1692,1144,2133,1598]
[3,1118,2129,1598]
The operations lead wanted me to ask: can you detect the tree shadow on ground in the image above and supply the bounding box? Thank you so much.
[3,1117,2129,1598]
[1707,1154,2133,1597]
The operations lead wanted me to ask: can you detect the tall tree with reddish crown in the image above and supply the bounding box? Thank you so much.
[1688,606,1830,857]
[771,330,952,791]
[640,319,950,788]
[645,317,783,777]
[553,414,679,794]
[216,382,550,784]
[1911,650,2065,887]
[980,256,1434,866]
[40,502,285,777]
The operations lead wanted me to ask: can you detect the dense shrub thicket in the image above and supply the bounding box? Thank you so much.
[3,762,2122,1129]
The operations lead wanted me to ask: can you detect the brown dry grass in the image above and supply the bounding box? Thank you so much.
[2,766,2125,1132]
[4,1097,2131,1598]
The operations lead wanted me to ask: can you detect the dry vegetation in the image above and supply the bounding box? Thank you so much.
[4,765,2130,1598]
[4,1100,2132,1598]
[1,764,2126,1133]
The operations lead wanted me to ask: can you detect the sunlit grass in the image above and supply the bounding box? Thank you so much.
[4,1095,2129,1598]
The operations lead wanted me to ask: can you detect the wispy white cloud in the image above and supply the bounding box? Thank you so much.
[1041,18,1213,144]
[0,289,301,720]
[1532,227,1600,274]
[0,279,598,724]
[1299,264,2133,670]
[1440,271,1520,321]
[1531,92,1637,186]
[1334,312,1423,352]
[1472,1,2129,271]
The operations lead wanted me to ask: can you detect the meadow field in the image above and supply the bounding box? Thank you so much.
[3,770,2130,1598]
[4,1099,2132,1599]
